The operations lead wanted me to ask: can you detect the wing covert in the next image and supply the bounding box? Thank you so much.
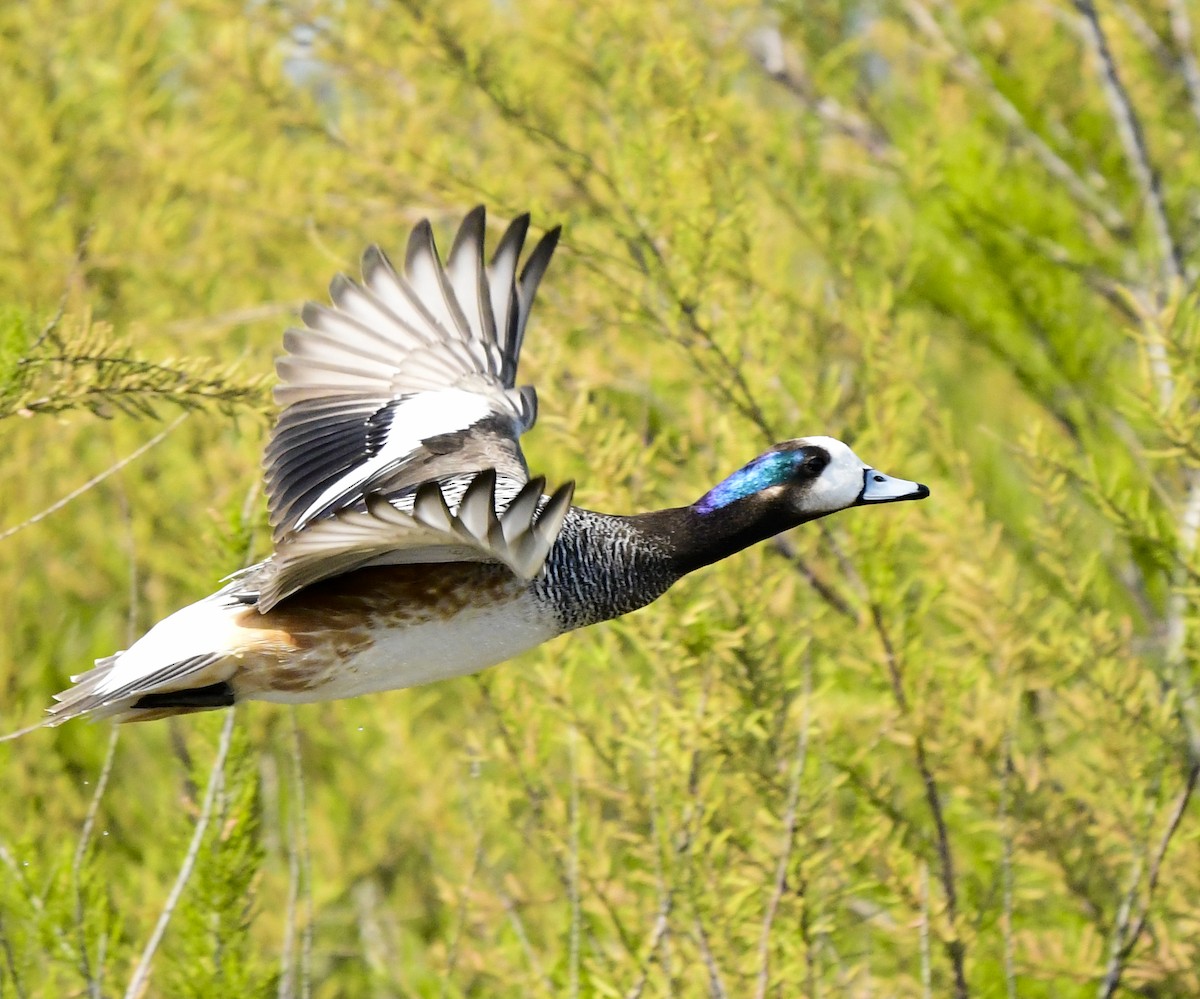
[254,472,576,612]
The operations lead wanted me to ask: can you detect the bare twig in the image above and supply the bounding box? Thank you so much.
[1098,849,1145,999]
[124,709,238,999]
[870,603,969,999]
[1000,739,1018,999]
[1073,0,1186,286]
[499,888,556,997]
[568,725,581,999]
[624,894,674,999]
[0,844,76,962]
[1167,0,1200,131]
[1166,472,1200,760]
[920,862,932,999]
[747,26,893,159]
[626,704,674,999]
[693,917,729,999]
[0,908,27,999]
[439,815,484,999]
[1097,762,1200,998]
[476,682,640,960]
[754,654,813,999]
[0,413,188,543]
[1112,0,1174,66]
[289,712,313,999]
[72,725,120,999]
[770,534,858,618]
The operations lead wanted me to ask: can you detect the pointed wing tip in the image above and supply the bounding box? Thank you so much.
[328,271,356,299]
[406,218,437,265]
[361,243,394,280]
[540,479,575,533]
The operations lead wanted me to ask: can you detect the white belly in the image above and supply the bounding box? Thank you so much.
[243,588,559,704]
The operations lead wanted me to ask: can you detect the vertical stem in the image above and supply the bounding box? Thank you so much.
[568,725,581,999]
[72,726,120,999]
[124,709,237,999]
[871,603,969,998]
[1168,0,1200,131]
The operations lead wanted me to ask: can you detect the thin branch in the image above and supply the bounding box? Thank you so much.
[1000,739,1019,999]
[920,862,932,999]
[568,725,581,999]
[626,703,674,999]
[870,603,969,999]
[0,908,27,999]
[754,654,813,999]
[1112,0,1174,67]
[0,844,77,962]
[1098,851,1146,999]
[747,26,893,159]
[1167,0,1200,131]
[1073,0,1186,288]
[624,894,674,999]
[124,709,238,999]
[276,778,297,999]
[1166,471,1200,761]
[72,725,120,999]
[1099,762,1200,998]
[498,888,556,998]
[905,0,1127,234]
[693,917,729,999]
[439,816,484,999]
[289,711,314,999]
[476,682,640,960]
[0,413,188,542]
[770,535,858,618]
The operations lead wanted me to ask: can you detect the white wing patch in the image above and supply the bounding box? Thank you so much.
[287,389,498,534]
[257,470,575,612]
[264,208,560,543]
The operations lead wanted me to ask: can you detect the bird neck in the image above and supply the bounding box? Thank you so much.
[535,497,811,634]
[625,493,805,578]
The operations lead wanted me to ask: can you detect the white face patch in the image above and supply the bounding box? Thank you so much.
[787,436,929,516]
[794,436,870,515]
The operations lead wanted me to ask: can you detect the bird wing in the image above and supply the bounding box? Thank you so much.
[253,207,567,610]
[254,471,575,612]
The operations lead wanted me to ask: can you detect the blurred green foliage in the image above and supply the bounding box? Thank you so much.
[1,0,1199,995]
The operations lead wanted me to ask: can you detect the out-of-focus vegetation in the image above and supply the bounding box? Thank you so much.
[2,0,1199,994]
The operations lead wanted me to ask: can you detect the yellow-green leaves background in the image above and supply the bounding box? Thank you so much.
[2,0,1199,995]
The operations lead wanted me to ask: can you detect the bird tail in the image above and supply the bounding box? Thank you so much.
[46,651,235,726]
[1,594,243,739]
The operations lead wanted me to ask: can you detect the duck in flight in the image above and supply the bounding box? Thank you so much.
[43,207,930,726]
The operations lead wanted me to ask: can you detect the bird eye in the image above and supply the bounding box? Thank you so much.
[797,447,830,476]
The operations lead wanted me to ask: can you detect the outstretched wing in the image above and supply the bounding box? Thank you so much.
[264,206,561,543]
